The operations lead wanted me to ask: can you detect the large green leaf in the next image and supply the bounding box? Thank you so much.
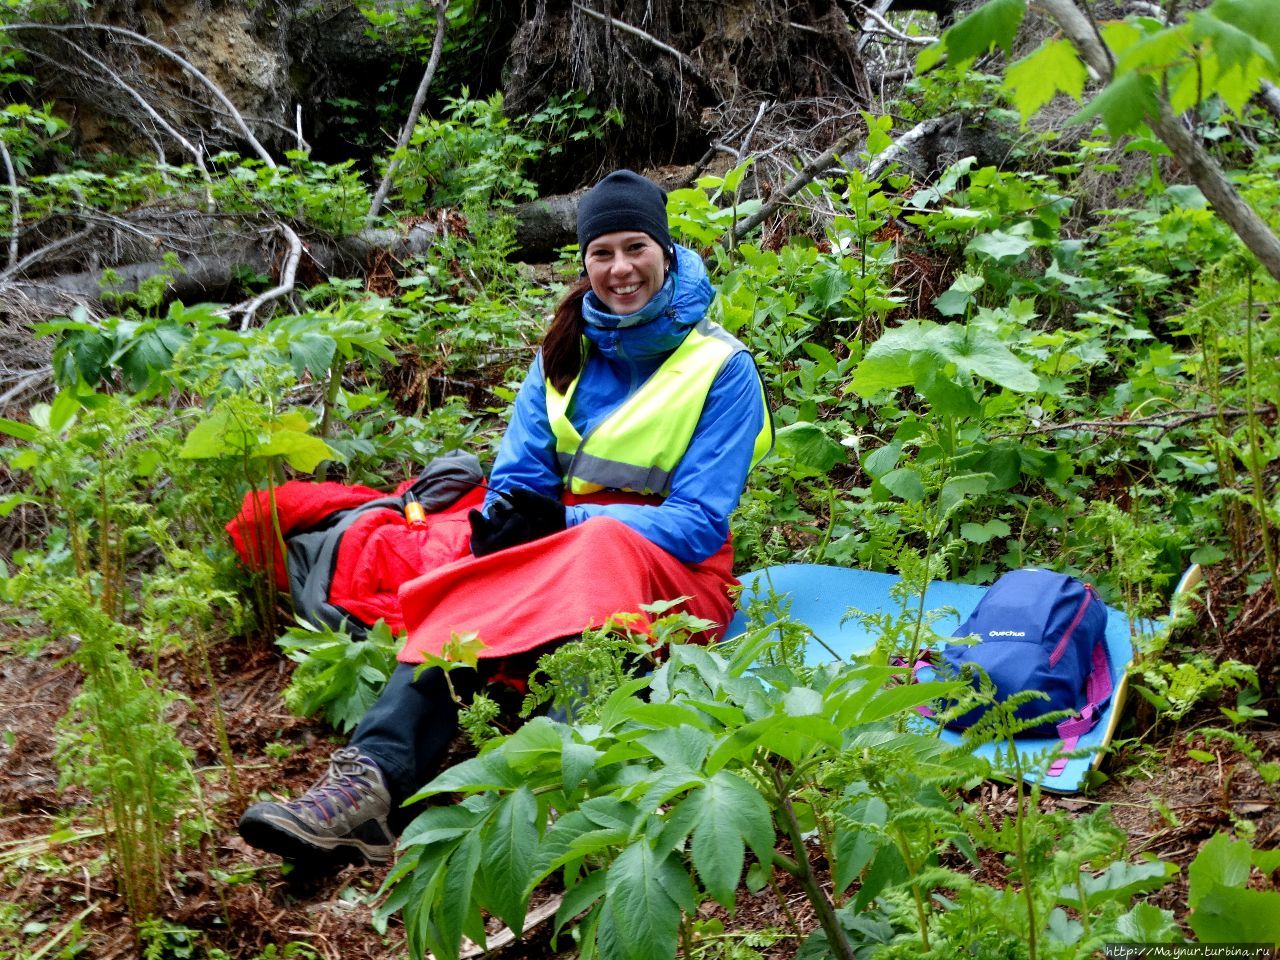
[933,273,985,317]
[849,321,936,396]
[179,407,257,460]
[966,228,1035,263]
[638,726,712,771]
[939,472,992,517]
[555,870,607,934]
[1004,38,1088,118]
[429,831,482,960]
[1056,859,1177,909]
[915,363,982,418]
[562,741,603,792]
[503,716,564,772]
[1188,832,1252,907]
[774,422,845,474]
[689,772,774,909]
[413,751,519,799]
[287,330,338,377]
[114,321,192,391]
[880,467,925,502]
[476,786,538,933]
[532,810,596,883]
[1206,0,1280,66]
[603,843,683,960]
[938,0,1027,64]
[257,425,337,472]
[862,440,902,480]
[1114,902,1179,942]
[834,796,888,895]
[852,840,909,912]
[398,803,487,850]
[1073,71,1159,138]
[1190,884,1280,943]
[937,326,1040,392]
[809,264,853,311]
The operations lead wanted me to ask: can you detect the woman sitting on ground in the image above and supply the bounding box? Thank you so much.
[238,169,773,868]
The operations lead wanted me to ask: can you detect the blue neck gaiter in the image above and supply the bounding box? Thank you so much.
[581,272,676,330]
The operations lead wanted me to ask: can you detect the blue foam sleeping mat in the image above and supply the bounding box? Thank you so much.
[724,565,1200,793]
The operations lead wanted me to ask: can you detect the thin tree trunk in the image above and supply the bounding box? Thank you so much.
[367,1,447,221]
[1037,0,1280,283]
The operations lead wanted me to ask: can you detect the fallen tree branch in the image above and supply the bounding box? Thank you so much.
[855,0,896,53]
[996,405,1276,440]
[1,22,276,168]
[728,126,863,244]
[0,225,99,285]
[737,100,771,163]
[1,139,17,269]
[368,0,447,221]
[572,3,710,85]
[0,370,47,409]
[853,1,937,46]
[1035,0,1280,282]
[237,224,303,328]
[864,115,949,180]
[60,35,213,193]
[7,220,442,310]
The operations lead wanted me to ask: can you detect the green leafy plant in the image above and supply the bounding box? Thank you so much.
[376,620,964,960]
[46,584,198,923]
[277,618,401,733]
[1186,833,1280,943]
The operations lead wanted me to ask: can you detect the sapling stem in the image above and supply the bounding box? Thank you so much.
[194,624,242,802]
[891,824,931,952]
[1242,277,1280,607]
[316,351,345,483]
[1007,719,1040,960]
[769,765,858,960]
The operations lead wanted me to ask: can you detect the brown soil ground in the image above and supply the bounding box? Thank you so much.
[0,573,1276,959]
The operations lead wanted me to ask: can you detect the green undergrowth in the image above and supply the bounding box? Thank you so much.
[1,1,1279,952]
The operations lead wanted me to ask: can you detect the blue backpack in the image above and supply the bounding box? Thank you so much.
[940,570,1111,757]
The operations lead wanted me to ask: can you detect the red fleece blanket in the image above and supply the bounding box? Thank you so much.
[226,480,483,635]
[228,485,737,659]
[397,514,737,662]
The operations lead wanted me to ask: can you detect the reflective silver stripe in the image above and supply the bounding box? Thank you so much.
[695,317,748,353]
[569,451,673,496]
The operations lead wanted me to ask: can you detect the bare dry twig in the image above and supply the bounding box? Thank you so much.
[60,36,213,195]
[236,224,303,328]
[368,0,448,221]
[572,3,710,86]
[0,225,98,284]
[1,139,17,269]
[728,126,863,243]
[996,405,1276,440]
[852,1,938,46]
[1,22,276,168]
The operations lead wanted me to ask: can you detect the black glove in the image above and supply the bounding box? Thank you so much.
[468,488,567,557]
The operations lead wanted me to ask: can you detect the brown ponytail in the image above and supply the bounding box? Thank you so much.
[541,276,592,394]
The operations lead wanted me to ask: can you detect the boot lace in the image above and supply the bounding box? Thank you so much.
[284,747,382,824]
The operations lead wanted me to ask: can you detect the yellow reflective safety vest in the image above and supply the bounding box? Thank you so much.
[545,319,773,497]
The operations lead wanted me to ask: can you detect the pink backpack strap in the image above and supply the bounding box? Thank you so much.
[1047,641,1112,777]
[891,656,937,717]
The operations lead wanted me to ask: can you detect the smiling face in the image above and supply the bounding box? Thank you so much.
[584,231,669,314]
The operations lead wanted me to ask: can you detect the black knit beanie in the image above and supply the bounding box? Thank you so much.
[576,170,671,256]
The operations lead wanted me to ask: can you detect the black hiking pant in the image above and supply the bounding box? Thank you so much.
[349,643,561,828]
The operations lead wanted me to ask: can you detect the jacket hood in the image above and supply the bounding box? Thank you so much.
[582,244,714,364]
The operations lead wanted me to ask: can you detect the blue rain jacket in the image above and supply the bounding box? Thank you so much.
[484,245,767,564]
